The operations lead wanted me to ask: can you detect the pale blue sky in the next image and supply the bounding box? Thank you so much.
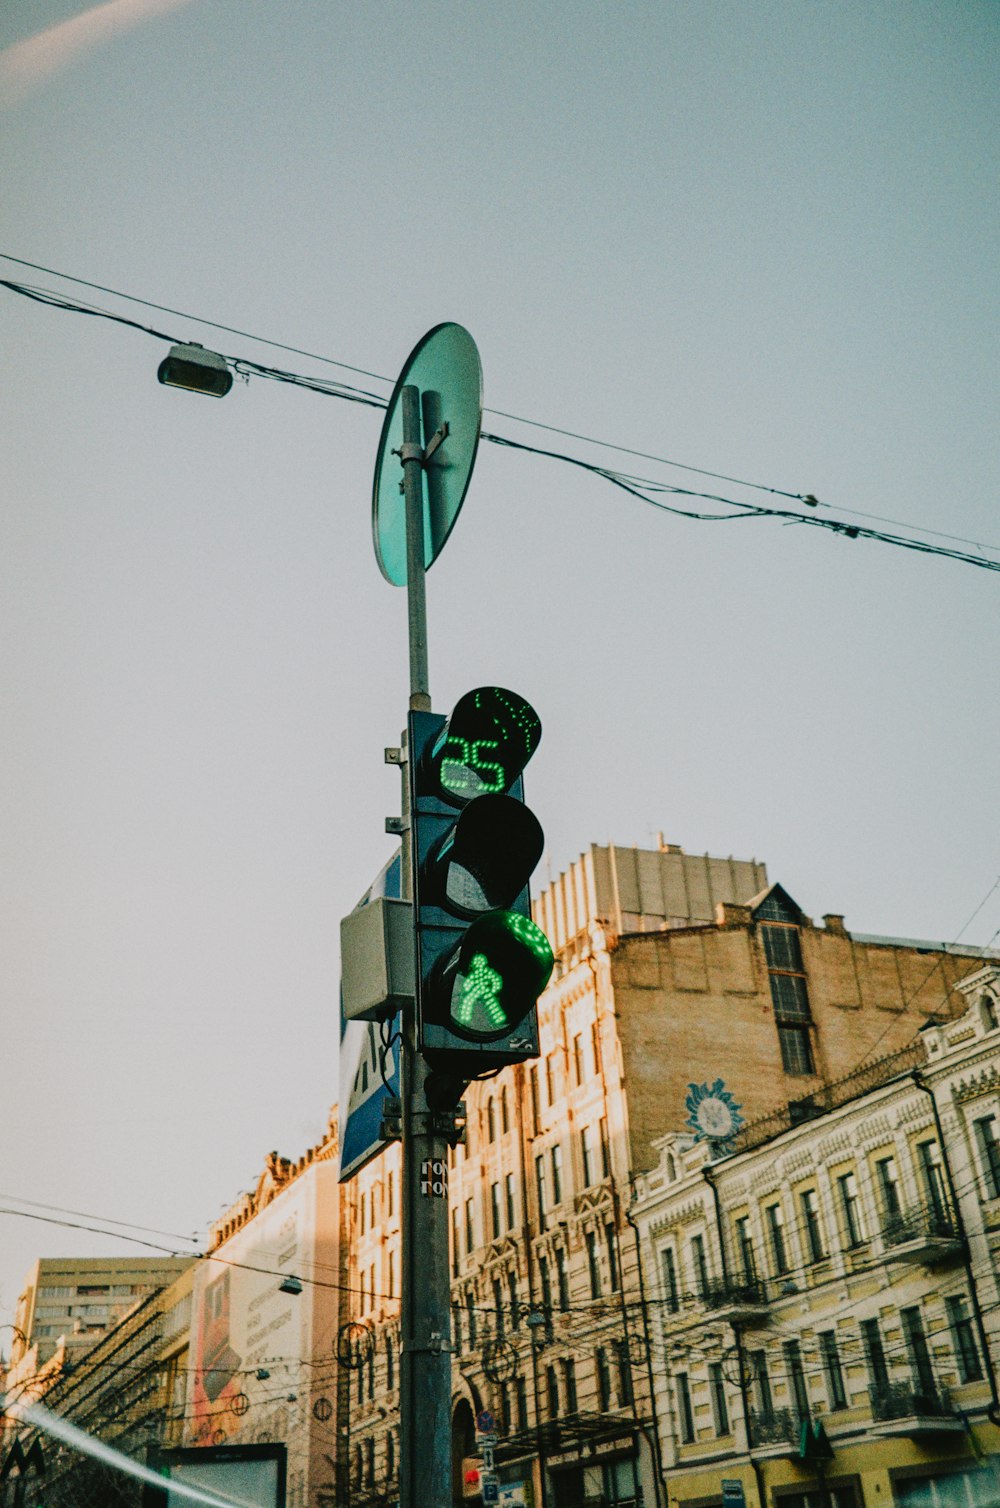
[2,1,998,1328]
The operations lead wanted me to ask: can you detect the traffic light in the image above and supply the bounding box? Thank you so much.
[409,687,553,1075]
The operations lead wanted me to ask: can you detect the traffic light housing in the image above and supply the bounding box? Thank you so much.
[409,688,553,1074]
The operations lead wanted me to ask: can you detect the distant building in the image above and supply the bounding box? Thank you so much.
[630,964,1000,1508]
[1,1261,197,1508]
[343,840,986,1508]
[8,1255,192,1370]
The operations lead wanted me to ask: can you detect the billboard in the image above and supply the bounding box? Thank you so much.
[187,1161,339,1508]
[143,1443,286,1508]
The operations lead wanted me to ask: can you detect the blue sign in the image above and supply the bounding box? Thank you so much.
[721,1482,745,1508]
[338,851,402,1182]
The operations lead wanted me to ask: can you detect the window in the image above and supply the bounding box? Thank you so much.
[606,1224,619,1292]
[819,1331,847,1410]
[365,1436,375,1486]
[507,1271,520,1329]
[385,1335,394,1391]
[676,1372,695,1443]
[452,1207,461,1276]
[388,1250,395,1299]
[784,1341,810,1419]
[735,1217,756,1281]
[367,1345,375,1401]
[974,1116,1000,1200]
[539,1256,552,1318]
[592,1020,602,1074]
[516,1376,528,1430]
[766,1203,789,1275]
[544,1053,555,1105]
[837,1172,864,1246]
[546,1365,559,1418]
[359,1191,367,1235]
[600,1117,611,1178]
[749,1350,772,1415]
[917,1141,949,1225]
[487,1099,497,1142]
[690,1233,710,1297]
[901,1306,936,1396]
[529,1066,541,1132]
[563,1357,578,1412]
[501,1088,510,1134]
[614,1340,633,1406]
[597,1347,613,1410]
[505,1173,517,1230]
[556,1247,570,1311]
[778,1023,814,1075]
[551,1145,564,1205]
[875,1155,901,1219]
[573,1033,585,1085]
[465,1197,476,1254]
[386,1431,395,1482]
[946,1295,982,1382]
[491,1182,502,1239]
[763,920,815,1074]
[861,1318,889,1399]
[586,1231,602,1299]
[661,1248,679,1313]
[498,1382,510,1432]
[536,1156,548,1221]
[801,1188,825,1262]
[467,1291,477,1348]
[709,1362,729,1436]
[493,1278,504,1341]
[981,993,999,1030]
[581,1125,595,1187]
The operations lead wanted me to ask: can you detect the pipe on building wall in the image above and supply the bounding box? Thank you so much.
[910,1070,1000,1429]
[703,1165,770,1508]
[623,1188,665,1508]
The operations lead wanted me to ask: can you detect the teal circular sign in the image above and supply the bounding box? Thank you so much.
[372,323,483,586]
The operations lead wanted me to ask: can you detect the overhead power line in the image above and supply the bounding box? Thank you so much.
[2,264,998,577]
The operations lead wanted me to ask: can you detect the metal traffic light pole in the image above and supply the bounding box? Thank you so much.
[398,381,454,1508]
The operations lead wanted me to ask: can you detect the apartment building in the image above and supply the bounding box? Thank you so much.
[341,842,984,1508]
[631,965,1000,1508]
[7,1255,192,1373]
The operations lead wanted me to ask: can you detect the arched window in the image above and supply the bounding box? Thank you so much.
[487,1099,497,1142]
[980,993,999,1032]
[501,1088,510,1134]
[665,1152,676,1181]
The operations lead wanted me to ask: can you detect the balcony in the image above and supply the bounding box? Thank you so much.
[702,1278,770,1327]
[870,1382,962,1437]
[748,1407,799,1457]
[881,1206,962,1265]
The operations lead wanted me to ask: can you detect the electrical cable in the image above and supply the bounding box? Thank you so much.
[3,266,998,577]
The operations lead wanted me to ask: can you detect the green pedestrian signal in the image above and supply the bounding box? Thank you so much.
[409,689,552,1077]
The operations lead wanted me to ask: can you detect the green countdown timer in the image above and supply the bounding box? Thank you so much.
[431,687,541,806]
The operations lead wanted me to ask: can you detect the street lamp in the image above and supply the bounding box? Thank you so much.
[157,342,233,397]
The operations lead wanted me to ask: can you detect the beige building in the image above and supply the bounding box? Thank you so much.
[1,1259,197,1508]
[342,841,985,1508]
[7,1254,192,1371]
[630,965,1000,1508]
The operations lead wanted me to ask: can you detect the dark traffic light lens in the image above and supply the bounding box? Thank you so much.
[433,796,544,917]
[430,688,541,806]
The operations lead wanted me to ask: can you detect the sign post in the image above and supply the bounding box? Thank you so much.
[372,325,483,1508]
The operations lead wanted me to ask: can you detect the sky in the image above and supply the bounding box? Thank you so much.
[2,0,998,1334]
